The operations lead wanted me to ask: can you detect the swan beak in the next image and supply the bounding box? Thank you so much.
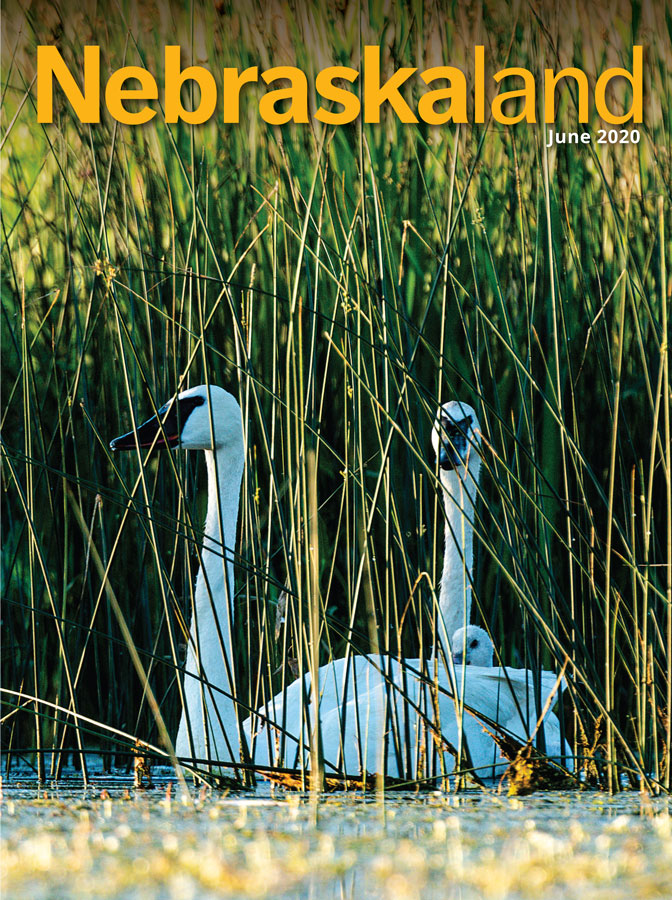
[438,416,472,470]
[110,414,177,451]
[453,651,464,666]
[438,443,462,470]
[110,395,204,451]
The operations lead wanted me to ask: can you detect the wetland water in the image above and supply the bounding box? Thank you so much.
[2,772,671,900]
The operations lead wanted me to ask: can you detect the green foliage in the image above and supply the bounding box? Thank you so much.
[2,0,670,790]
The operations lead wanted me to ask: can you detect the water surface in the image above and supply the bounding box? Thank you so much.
[2,772,671,899]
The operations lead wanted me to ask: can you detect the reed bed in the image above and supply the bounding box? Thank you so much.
[1,0,670,792]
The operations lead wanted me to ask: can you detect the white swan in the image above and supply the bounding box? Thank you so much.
[244,635,571,781]
[451,624,494,666]
[452,624,572,766]
[111,384,247,767]
[244,401,570,781]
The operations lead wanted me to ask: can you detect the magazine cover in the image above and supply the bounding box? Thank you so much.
[2,0,671,896]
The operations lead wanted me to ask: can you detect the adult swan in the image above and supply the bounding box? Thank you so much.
[245,401,568,780]
[111,384,247,768]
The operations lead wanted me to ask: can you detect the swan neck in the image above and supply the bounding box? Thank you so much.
[439,469,476,643]
[177,440,245,763]
[200,447,243,603]
[192,444,244,692]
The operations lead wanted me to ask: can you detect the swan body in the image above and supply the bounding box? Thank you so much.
[452,624,572,766]
[244,636,571,780]
[243,400,490,779]
[245,652,526,780]
[111,384,246,766]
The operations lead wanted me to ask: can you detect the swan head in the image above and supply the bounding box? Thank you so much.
[431,400,481,482]
[110,384,243,453]
[452,624,493,666]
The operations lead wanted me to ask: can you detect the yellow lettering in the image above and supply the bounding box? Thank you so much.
[315,66,359,124]
[544,67,589,123]
[418,66,467,124]
[222,66,258,123]
[105,66,157,125]
[164,46,217,124]
[595,46,643,124]
[363,45,417,124]
[474,46,485,123]
[259,66,309,124]
[492,67,536,124]
[37,45,100,123]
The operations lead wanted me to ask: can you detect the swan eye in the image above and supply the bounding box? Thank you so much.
[469,639,478,649]
[159,396,204,427]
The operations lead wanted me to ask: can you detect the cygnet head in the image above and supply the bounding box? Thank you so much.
[452,624,493,666]
[110,384,243,454]
[431,400,481,485]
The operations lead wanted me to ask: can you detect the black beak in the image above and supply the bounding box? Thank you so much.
[438,443,462,471]
[110,395,204,452]
[437,413,472,470]
[453,651,464,666]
